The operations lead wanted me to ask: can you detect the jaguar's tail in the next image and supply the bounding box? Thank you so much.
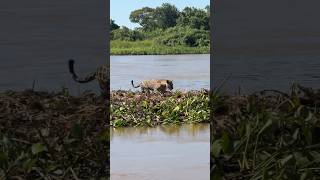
[68,59,96,83]
[131,80,140,88]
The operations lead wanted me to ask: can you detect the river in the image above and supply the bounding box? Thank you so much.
[212,53,320,94]
[111,54,210,91]
[110,123,210,180]
[0,0,106,95]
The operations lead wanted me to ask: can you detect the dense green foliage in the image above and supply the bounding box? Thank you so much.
[155,26,209,47]
[111,39,209,55]
[110,19,119,31]
[110,3,210,55]
[129,7,156,31]
[211,85,320,179]
[111,27,145,41]
[177,6,210,30]
[111,90,209,127]
[129,3,180,31]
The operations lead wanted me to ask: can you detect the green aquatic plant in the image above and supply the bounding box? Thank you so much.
[211,85,320,179]
[110,90,210,127]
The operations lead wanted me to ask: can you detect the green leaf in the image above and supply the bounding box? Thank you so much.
[294,152,309,168]
[303,127,312,145]
[292,128,300,141]
[114,119,127,127]
[98,128,110,142]
[71,123,84,139]
[280,154,293,166]
[211,169,222,180]
[221,131,230,153]
[258,119,273,135]
[142,100,148,108]
[46,164,58,172]
[211,140,222,157]
[0,152,8,169]
[173,106,180,111]
[31,143,47,155]
[300,172,308,180]
[22,159,37,172]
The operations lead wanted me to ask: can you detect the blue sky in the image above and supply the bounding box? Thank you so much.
[111,0,209,29]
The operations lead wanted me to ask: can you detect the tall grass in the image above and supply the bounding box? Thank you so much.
[111,40,209,55]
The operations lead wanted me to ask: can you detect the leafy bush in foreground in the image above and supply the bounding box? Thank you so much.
[211,85,320,179]
[0,90,109,179]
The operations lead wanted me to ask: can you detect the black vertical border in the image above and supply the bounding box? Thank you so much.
[210,0,215,178]
[106,0,111,177]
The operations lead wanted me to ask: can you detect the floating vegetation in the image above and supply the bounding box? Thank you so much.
[110,90,210,127]
[211,84,320,179]
[0,89,109,179]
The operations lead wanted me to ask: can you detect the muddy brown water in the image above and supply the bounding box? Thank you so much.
[213,0,320,94]
[110,123,210,180]
[111,54,210,91]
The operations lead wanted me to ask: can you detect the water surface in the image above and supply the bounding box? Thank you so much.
[213,0,320,94]
[212,53,320,94]
[110,123,210,180]
[111,55,210,91]
[0,0,106,94]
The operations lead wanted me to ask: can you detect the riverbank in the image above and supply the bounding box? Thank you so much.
[211,84,320,179]
[111,40,209,55]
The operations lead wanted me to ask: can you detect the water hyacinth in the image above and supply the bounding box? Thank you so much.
[110,90,210,127]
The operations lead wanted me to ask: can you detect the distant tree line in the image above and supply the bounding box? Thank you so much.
[110,3,210,48]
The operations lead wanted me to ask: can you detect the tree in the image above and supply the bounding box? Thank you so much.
[156,26,209,47]
[110,19,120,31]
[129,7,156,31]
[205,5,210,16]
[129,3,180,31]
[154,3,180,29]
[176,7,209,30]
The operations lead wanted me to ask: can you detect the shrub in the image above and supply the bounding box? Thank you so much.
[155,27,209,47]
[111,27,145,41]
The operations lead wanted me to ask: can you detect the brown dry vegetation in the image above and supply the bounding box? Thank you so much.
[0,89,108,179]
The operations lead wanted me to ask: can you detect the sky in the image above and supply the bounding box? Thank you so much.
[111,0,209,29]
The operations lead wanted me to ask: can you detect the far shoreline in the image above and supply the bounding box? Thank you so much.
[110,53,210,56]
